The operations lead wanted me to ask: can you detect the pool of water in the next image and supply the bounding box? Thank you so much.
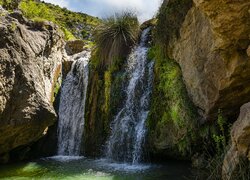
[0,156,191,180]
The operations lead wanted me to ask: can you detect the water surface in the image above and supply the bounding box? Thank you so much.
[0,157,191,180]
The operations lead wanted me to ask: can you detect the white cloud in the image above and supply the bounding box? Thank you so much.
[92,0,162,21]
[43,0,163,22]
[43,0,69,8]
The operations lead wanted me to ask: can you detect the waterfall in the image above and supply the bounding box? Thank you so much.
[105,28,154,164]
[57,52,90,156]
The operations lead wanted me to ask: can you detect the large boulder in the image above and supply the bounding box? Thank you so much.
[0,10,66,162]
[170,0,250,120]
[222,102,250,180]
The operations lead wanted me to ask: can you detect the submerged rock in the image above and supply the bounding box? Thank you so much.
[0,10,66,162]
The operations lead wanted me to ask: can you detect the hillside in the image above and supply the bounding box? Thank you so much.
[0,0,100,41]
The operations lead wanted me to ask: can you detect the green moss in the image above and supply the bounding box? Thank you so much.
[147,45,198,156]
[103,70,112,114]
[154,0,192,46]
[10,21,17,32]
[51,79,61,103]
[84,50,127,156]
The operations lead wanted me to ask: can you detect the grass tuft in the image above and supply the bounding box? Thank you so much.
[93,12,140,68]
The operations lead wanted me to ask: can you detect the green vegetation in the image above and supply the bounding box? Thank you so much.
[154,0,192,46]
[205,111,230,179]
[194,110,232,179]
[18,0,100,41]
[0,0,20,10]
[148,2,197,157]
[147,45,198,156]
[212,109,227,154]
[10,22,17,32]
[93,12,140,68]
[84,61,126,156]
[61,27,76,41]
[84,12,137,153]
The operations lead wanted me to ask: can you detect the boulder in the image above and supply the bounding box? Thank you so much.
[65,40,86,56]
[0,10,66,162]
[170,0,250,120]
[222,102,250,179]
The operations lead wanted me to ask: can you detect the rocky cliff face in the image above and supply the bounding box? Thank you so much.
[0,8,66,162]
[149,0,250,158]
[150,0,250,177]
[171,0,250,120]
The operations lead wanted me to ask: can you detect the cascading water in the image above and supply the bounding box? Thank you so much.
[57,52,90,156]
[105,28,154,164]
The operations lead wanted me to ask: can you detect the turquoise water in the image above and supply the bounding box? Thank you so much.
[0,156,191,180]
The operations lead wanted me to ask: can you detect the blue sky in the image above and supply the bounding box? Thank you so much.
[43,0,163,22]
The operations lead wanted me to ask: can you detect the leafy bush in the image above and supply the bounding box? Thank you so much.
[93,12,140,67]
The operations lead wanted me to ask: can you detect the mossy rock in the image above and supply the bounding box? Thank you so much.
[147,45,199,159]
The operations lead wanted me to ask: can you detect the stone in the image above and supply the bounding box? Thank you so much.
[222,102,250,180]
[170,0,250,120]
[65,40,86,55]
[0,11,66,162]
[247,45,250,57]
[149,0,250,160]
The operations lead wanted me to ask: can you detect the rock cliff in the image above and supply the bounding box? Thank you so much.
[150,0,250,177]
[171,0,250,120]
[0,8,66,162]
[149,0,250,159]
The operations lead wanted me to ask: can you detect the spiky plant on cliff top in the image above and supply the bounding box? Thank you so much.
[94,12,140,68]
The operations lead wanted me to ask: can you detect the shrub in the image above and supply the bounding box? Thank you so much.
[93,12,140,68]
[61,27,76,40]
[19,0,55,21]
[1,0,20,10]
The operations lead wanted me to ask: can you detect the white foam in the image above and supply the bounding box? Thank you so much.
[93,158,151,172]
[45,155,85,162]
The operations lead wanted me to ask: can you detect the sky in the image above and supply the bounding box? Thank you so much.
[43,0,163,22]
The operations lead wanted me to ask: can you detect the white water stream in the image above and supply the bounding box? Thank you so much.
[57,52,90,156]
[105,28,154,164]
